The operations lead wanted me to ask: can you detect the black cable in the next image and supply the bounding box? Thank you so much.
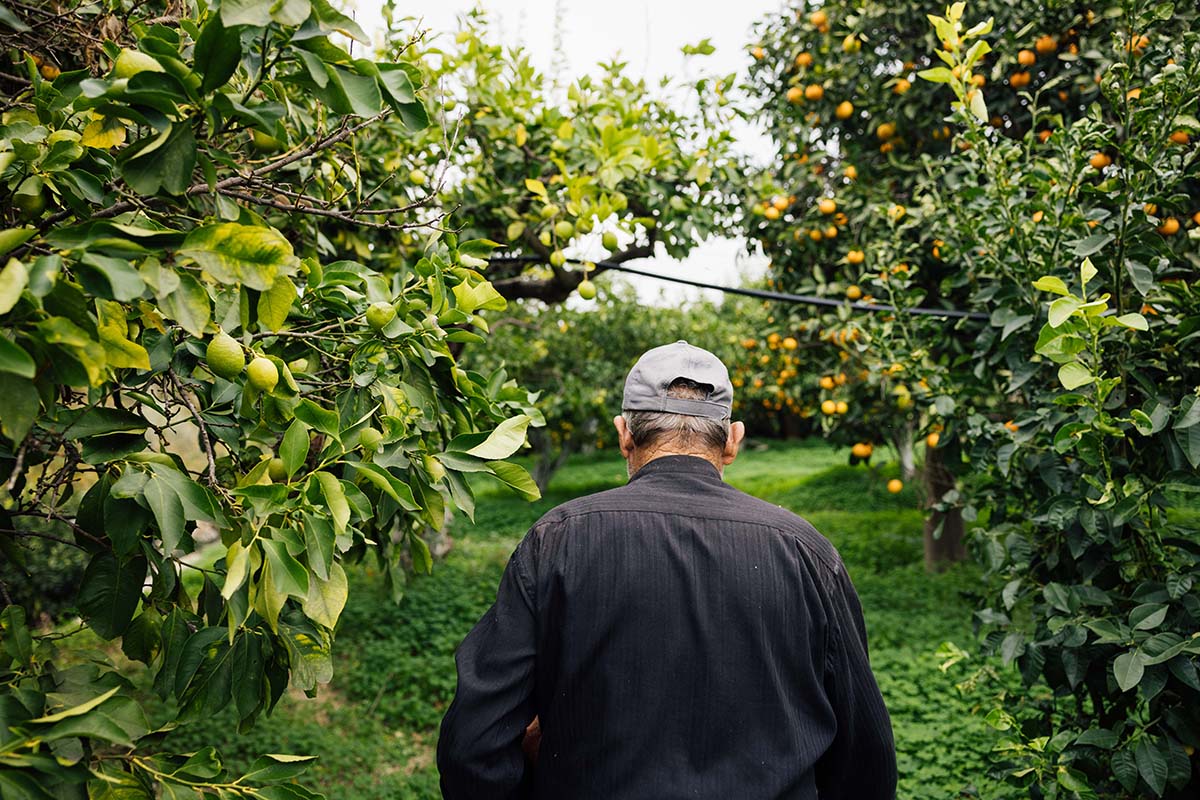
[489,255,989,321]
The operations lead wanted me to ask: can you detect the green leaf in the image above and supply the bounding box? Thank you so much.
[180,223,297,292]
[261,538,309,598]
[524,178,547,197]
[0,257,29,314]
[301,513,334,581]
[257,274,296,331]
[1,605,33,666]
[1113,651,1145,692]
[280,419,310,476]
[53,406,147,439]
[347,461,418,510]
[0,336,35,378]
[294,398,340,439]
[1130,603,1168,631]
[143,472,186,554]
[195,14,243,93]
[486,461,541,501]
[1174,425,1200,469]
[917,66,954,83]
[1058,362,1094,390]
[310,0,368,41]
[241,754,319,784]
[0,227,35,258]
[0,372,40,442]
[302,561,347,628]
[160,272,212,337]
[221,0,272,26]
[222,540,250,599]
[1032,276,1070,296]
[121,122,196,196]
[313,471,350,532]
[1135,737,1168,797]
[77,553,147,640]
[1071,234,1113,257]
[1113,312,1148,331]
[1079,256,1098,289]
[1048,296,1082,327]
[465,414,532,460]
[28,686,121,723]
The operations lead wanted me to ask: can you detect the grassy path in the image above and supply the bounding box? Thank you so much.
[166,440,1015,798]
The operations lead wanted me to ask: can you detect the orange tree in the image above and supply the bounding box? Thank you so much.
[742,0,1200,796]
[0,1,540,796]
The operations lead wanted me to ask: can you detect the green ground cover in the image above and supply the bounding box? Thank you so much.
[161,440,1017,798]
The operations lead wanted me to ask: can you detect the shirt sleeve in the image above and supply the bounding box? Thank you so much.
[437,538,538,799]
[815,564,898,800]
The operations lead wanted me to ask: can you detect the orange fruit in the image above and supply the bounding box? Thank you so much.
[1004,420,1019,432]
[809,229,824,241]
[1193,211,1200,226]
[1144,203,1158,215]
[847,249,865,265]
[40,64,60,80]
[886,479,903,494]
[835,401,849,415]
[834,372,847,386]
[765,206,781,220]
[835,100,854,119]
[846,285,862,300]
[782,336,798,350]
[1126,88,1141,100]
[809,9,828,26]
[804,84,824,101]
[752,46,765,60]
[819,376,835,390]
[843,165,857,180]
[1032,210,1044,223]
[1011,71,1031,88]
[893,78,911,94]
[851,442,873,458]
[1038,129,1053,143]
[1018,49,1036,66]
[1035,35,1057,54]
[926,432,940,448]
[786,86,804,103]
[824,225,838,239]
[876,121,896,140]
[1157,217,1180,235]
[818,198,837,214]
[795,52,813,68]
[1169,130,1190,145]
[772,195,789,211]
[971,74,986,87]
[821,399,837,415]
[1089,152,1111,169]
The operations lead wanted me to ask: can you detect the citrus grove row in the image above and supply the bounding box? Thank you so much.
[1,0,1198,798]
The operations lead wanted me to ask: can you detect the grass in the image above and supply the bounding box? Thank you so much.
[161,440,1019,798]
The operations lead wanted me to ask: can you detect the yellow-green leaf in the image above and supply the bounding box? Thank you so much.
[180,223,297,291]
[302,562,347,629]
[257,274,296,332]
[80,116,128,149]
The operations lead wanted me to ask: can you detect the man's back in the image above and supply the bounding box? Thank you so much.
[438,455,897,799]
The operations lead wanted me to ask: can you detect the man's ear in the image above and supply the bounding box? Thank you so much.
[613,415,636,460]
[722,420,745,466]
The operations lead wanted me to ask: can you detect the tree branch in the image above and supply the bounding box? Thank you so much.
[167,369,219,487]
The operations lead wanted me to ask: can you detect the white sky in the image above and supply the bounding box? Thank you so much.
[349,0,782,305]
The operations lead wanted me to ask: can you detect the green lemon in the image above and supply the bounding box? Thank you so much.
[206,331,245,380]
[287,357,309,374]
[549,250,566,268]
[540,203,560,219]
[409,168,428,185]
[538,230,552,247]
[267,457,288,482]
[112,49,164,79]
[423,454,446,483]
[554,220,575,238]
[360,426,383,451]
[577,279,597,300]
[366,301,397,331]
[247,356,279,392]
[250,129,282,153]
[602,231,619,251]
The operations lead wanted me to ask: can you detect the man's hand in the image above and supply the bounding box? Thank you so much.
[522,716,542,765]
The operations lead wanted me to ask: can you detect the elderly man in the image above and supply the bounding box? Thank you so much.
[438,341,897,799]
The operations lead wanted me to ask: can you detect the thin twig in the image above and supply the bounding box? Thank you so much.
[167,369,219,487]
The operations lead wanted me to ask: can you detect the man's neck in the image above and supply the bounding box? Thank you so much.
[627,448,723,478]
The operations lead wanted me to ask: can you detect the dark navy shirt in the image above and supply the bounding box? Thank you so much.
[438,454,897,799]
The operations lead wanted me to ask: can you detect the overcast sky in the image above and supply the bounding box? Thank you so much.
[349,0,782,305]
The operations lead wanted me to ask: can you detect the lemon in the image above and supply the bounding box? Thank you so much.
[554,220,575,238]
[577,279,597,300]
[250,130,282,153]
[366,302,396,331]
[602,231,619,251]
[549,250,566,268]
[247,356,278,392]
[206,331,245,380]
[540,204,560,219]
[409,168,428,185]
[360,426,383,450]
[423,454,446,483]
[267,457,288,482]
[113,49,163,79]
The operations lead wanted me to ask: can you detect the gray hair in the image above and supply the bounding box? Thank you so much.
[623,378,731,453]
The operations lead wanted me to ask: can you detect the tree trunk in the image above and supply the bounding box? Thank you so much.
[922,442,966,571]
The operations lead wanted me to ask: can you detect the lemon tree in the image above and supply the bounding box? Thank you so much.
[0,1,541,796]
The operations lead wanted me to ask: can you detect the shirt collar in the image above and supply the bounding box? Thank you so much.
[628,454,724,484]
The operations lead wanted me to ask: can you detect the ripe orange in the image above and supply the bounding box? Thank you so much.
[824,225,838,239]
[886,479,903,494]
[926,432,940,448]
[819,376,835,390]
[40,64,60,80]
[772,195,789,211]
[808,228,823,241]
[1126,88,1141,101]
[847,249,865,265]
[1144,203,1157,215]
[742,338,756,349]
[795,52,813,68]
[765,206,781,220]
[1004,420,1019,432]
[851,442,873,458]
[809,9,828,26]
[835,100,854,119]
[752,46,765,60]
[1032,210,1044,223]
[835,400,849,415]
[846,285,862,300]
[1035,35,1057,54]
[804,84,824,101]
[1018,49,1036,66]
[782,336,798,350]
[834,372,847,386]
[1157,217,1180,235]
[1126,34,1150,54]
[893,78,911,95]
[1169,130,1190,145]
[1089,152,1111,169]
[821,399,837,415]
[1011,71,1031,88]
[786,86,804,103]
[879,141,894,154]
[767,332,781,346]
[1038,129,1053,143]
[843,165,857,180]
[1193,211,1200,226]
[876,121,896,140]
[818,198,837,214]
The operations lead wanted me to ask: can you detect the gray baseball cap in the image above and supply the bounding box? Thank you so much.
[622,341,733,420]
